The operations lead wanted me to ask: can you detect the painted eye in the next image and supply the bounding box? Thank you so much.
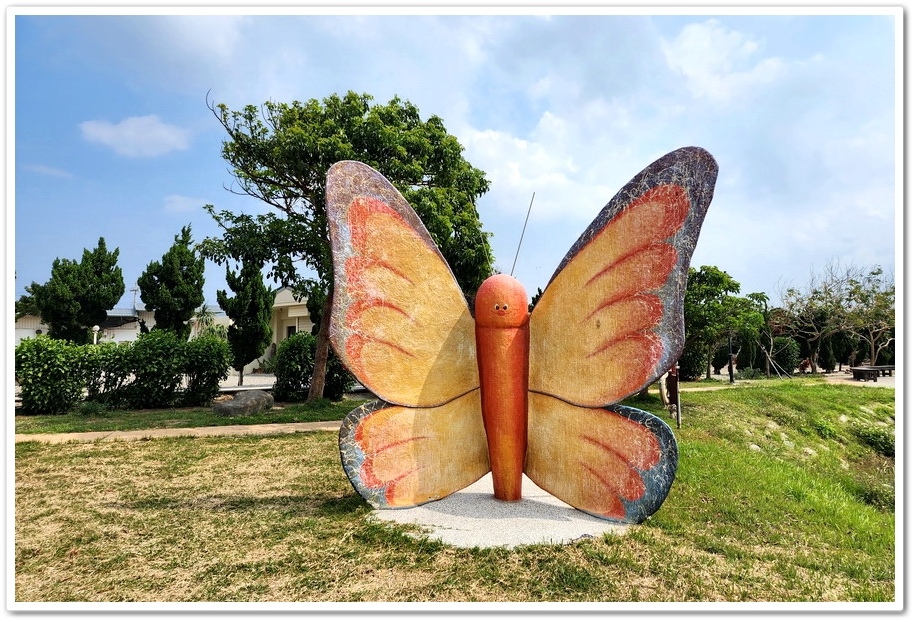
[494,304,500,310]
[502,304,509,311]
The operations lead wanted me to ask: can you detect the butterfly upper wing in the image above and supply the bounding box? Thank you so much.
[525,147,717,522]
[327,160,488,507]
[327,160,480,408]
[529,147,718,407]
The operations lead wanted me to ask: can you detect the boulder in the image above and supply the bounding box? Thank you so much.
[213,389,275,417]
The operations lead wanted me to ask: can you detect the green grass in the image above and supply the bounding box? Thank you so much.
[14,397,365,435]
[13,379,896,603]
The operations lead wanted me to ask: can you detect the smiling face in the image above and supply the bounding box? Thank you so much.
[474,274,530,329]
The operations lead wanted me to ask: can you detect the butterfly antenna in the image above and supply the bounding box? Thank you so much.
[510,192,535,277]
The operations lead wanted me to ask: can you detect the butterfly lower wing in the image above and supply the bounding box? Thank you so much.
[525,393,678,523]
[529,147,718,407]
[340,392,489,507]
[327,160,479,407]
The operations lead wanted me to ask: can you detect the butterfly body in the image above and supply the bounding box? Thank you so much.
[474,273,530,501]
[327,147,718,523]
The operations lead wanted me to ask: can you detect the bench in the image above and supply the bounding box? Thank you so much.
[873,365,895,376]
[850,365,894,382]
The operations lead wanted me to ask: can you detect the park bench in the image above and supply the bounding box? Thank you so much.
[873,365,895,376]
[850,365,894,382]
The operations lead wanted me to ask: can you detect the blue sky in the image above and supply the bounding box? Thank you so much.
[10,6,901,313]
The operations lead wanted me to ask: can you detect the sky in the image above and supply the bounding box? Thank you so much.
[9,5,901,315]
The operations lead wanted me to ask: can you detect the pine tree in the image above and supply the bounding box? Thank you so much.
[217,258,274,386]
[138,225,205,340]
[26,237,124,344]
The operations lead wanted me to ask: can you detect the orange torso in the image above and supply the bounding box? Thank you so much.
[474,274,530,501]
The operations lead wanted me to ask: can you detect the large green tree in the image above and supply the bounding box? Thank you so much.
[202,91,494,399]
[680,265,764,380]
[138,225,206,340]
[217,258,274,386]
[21,237,124,344]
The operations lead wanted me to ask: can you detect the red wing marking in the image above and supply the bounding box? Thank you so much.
[587,333,662,360]
[346,334,415,364]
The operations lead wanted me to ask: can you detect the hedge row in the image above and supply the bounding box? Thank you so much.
[15,332,231,415]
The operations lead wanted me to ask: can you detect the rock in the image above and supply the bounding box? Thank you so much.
[213,389,274,417]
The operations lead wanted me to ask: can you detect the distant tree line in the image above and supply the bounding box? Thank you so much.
[678,261,894,381]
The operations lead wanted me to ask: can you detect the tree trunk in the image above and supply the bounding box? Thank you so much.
[238,367,245,387]
[307,294,333,401]
[808,339,819,373]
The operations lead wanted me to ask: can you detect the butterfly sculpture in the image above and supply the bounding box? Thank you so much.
[327,146,718,524]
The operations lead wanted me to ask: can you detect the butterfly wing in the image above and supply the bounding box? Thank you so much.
[327,160,487,507]
[529,147,718,407]
[340,392,489,508]
[327,160,480,407]
[526,147,717,522]
[526,394,678,522]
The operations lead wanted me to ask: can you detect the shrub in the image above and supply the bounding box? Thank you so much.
[324,349,356,402]
[181,335,231,407]
[16,330,234,414]
[735,367,763,380]
[81,341,133,406]
[122,331,184,409]
[272,332,316,402]
[272,332,355,402]
[15,336,84,414]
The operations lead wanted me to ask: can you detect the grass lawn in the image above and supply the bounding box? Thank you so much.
[14,397,366,435]
[13,378,896,605]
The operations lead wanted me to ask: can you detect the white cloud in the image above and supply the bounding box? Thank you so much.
[661,19,785,104]
[156,15,247,63]
[163,195,206,213]
[23,164,75,179]
[80,115,191,157]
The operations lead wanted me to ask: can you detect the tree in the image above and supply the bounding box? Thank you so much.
[23,237,125,344]
[216,258,274,386]
[202,91,494,400]
[14,291,41,320]
[680,266,740,379]
[846,266,895,365]
[138,225,206,340]
[780,262,895,371]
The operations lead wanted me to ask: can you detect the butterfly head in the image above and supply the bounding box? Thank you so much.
[474,274,529,329]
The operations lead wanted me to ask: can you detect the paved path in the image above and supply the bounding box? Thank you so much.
[15,420,342,445]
